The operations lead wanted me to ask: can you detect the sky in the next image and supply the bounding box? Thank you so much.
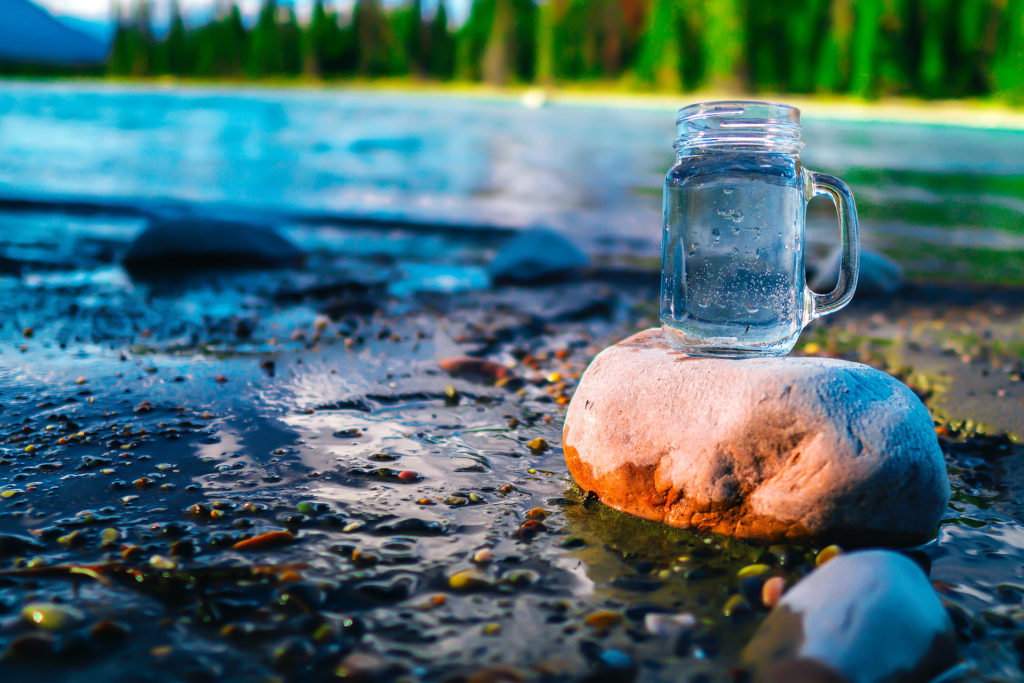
[36,0,471,24]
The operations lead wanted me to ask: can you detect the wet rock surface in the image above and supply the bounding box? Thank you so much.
[744,550,957,682]
[487,228,589,283]
[812,248,904,298]
[122,218,304,275]
[0,218,1023,681]
[564,329,949,544]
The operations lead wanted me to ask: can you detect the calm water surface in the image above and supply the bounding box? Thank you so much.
[2,81,1024,269]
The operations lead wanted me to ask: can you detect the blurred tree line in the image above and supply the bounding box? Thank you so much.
[103,0,1024,102]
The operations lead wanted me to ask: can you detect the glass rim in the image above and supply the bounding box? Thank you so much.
[675,100,801,126]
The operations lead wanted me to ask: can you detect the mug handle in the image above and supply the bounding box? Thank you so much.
[806,171,860,323]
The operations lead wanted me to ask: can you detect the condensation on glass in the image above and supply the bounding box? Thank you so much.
[660,101,860,357]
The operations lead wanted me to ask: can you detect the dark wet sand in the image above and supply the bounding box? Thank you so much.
[1,252,1023,681]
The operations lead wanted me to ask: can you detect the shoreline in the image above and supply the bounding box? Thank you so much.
[5,75,1024,130]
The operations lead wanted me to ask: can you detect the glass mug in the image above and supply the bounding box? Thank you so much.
[660,101,859,357]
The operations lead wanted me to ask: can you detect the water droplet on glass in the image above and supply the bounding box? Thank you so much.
[716,209,744,223]
[723,187,734,195]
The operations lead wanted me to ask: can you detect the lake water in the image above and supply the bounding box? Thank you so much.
[2,81,1024,281]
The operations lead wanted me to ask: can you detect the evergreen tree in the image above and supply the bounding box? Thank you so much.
[280,6,303,75]
[993,0,1024,102]
[534,0,558,83]
[700,0,744,90]
[814,0,855,93]
[109,1,134,75]
[164,0,189,76]
[249,0,284,76]
[308,0,346,76]
[392,0,426,76]
[353,0,394,76]
[849,0,883,96]
[633,0,686,90]
[458,0,535,83]
[428,1,455,79]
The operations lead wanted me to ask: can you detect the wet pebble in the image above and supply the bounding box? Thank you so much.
[644,612,697,640]
[815,544,842,567]
[439,357,511,384]
[449,569,492,592]
[21,602,87,631]
[232,530,295,551]
[584,610,623,633]
[761,576,786,608]
[526,438,549,453]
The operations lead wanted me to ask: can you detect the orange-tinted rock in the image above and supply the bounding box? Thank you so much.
[233,530,295,551]
[439,357,511,384]
[563,329,948,544]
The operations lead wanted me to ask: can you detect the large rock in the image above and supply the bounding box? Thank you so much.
[743,550,957,682]
[562,329,949,544]
[487,228,589,283]
[811,248,903,298]
[122,218,304,276]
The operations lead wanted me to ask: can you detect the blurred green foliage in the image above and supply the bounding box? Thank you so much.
[93,0,1024,101]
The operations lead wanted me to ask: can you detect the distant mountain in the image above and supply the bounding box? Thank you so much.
[0,0,108,65]
[57,14,115,45]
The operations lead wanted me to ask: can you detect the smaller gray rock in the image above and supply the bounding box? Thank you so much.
[811,248,903,298]
[487,228,589,283]
[743,550,957,683]
[122,218,303,276]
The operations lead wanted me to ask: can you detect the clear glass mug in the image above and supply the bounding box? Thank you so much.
[660,101,859,357]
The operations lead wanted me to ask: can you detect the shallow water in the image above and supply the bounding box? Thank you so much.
[2,82,1024,277]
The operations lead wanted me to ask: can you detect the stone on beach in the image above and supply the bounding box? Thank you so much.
[811,248,903,298]
[122,218,304,275]
[487,228,589,283]
[743,550,957,682]
[562,329,949,543]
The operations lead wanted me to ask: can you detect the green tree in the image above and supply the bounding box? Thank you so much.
[993,0,1024,102]
[458,0,535,83]
[280,6,303,75]
[814,0,855,93]
[428,1,455,79]
[633,0,686,90]
[849,0,883,96]
[353,0,395,76]
[249,0,284,76]
[700,0,744,90]
[108,1,134,75]
[163,0,189,76]
[392,0,426,76]
[308,0,348,75]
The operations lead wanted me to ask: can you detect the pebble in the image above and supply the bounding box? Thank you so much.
[397,470,419,482]
[737,563,772,579]
[334,652,389,680]
[722,594,750,619]
[526,438,549,453]
[448,569,491,592]
[761,576,786,608]
[149,555,178,570]
[100,528,120,546]
[232,530,295,551]
[439,357,512,384]
[21,602,87,631]
[815,544,842,567]
[584,610,623,632]
[644,612,697,639]
[472,548,494,564]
